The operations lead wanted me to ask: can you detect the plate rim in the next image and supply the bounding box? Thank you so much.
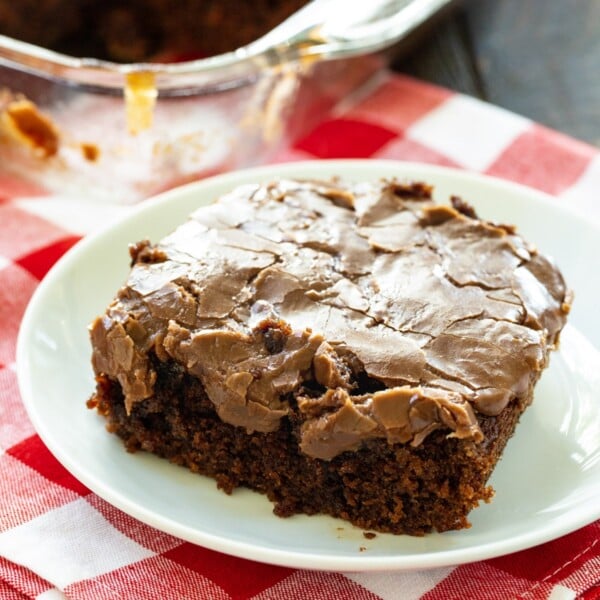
[16,159,600,571]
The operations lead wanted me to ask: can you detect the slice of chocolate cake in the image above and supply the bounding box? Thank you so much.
[87,177,570,535]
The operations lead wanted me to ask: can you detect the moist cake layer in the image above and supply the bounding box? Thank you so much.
[88,177,570,533]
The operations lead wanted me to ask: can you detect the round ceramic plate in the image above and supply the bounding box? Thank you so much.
[17,160,600,571]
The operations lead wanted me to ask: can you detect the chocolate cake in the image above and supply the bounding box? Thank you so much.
[87,178,571,535]
[0,0,308,62]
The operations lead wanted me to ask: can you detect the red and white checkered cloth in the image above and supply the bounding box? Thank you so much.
[1,71,599,600]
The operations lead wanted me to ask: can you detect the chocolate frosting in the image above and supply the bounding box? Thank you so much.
[90,178,570,459]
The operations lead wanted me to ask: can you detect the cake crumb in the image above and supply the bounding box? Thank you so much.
[81,142,100,162]
[1,99,60,157]
[359,546,367,552]
[363,531,377,540]
[450,195,478,219]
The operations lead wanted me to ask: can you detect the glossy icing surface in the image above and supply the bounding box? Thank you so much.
[90,179,570,459]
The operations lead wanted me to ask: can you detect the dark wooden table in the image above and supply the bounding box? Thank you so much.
[394,0,600,147]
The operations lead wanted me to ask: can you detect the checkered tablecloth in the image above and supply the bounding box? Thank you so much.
[1,71,599,600]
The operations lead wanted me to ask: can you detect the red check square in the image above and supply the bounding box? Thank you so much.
[421,562,539,599]
[294,118,398,159]
[15,235,81,281]
[0,205,70,261]
[487,522,600,583]
[66,555,230,600]
[163,543,294,598]
[0,263,39,365]
[0,455,81,532]
[486,125,595,195]
[0,367,36,449]
[0,172,47,202]
[0,556,53,599]
[7,435,90,496]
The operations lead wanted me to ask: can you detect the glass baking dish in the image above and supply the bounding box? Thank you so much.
[0,0,452,202]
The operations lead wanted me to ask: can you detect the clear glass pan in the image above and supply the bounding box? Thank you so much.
[0,0,452,202]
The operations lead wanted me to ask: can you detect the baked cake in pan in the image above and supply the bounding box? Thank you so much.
[88,177,570,535]
[0,0,308,62]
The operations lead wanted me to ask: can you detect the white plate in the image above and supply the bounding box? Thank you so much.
[17,160,600,571]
